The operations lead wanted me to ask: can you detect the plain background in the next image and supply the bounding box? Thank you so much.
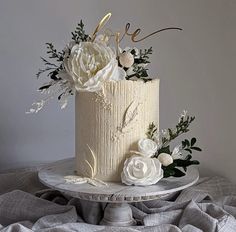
[0,0,235,182]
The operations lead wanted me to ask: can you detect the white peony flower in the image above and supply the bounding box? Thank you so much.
[158,153,173,166]
[138,138,158,157]
[119,52,134,68]
[121,155,163,186]
[172,144,183,160]
[64,42,126,92]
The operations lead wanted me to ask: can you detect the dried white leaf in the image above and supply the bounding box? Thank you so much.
[87,145,97,178]
[84,160,94,178]
[64,175,87,184]
[83,145,97,178]
[64,175,107,186]
[122,101,140,132]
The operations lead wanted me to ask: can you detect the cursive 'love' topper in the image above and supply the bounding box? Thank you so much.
[90,12,182,44]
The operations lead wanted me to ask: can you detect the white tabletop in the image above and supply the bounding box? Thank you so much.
[38,158,199,203]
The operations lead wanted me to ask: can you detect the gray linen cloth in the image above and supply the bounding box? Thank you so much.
[0,162,236,231]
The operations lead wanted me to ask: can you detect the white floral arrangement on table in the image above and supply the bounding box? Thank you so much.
[121,110,202,186]
[27,13,182,113]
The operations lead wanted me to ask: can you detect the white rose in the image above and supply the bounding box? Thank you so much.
[121,156,163,186]
[64,42,126,92]
[158,153,173,166]
[138,138,158,157]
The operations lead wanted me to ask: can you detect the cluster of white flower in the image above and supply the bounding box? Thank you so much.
[121,138,163,186]
[121,137,184,186]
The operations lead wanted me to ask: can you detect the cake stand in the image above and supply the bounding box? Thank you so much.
[38,158,199,227]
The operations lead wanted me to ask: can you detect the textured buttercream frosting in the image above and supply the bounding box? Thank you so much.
[75,79,159,182]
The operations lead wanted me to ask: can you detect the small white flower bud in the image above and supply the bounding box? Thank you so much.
[119,52,134,68]
[158,153,173,167]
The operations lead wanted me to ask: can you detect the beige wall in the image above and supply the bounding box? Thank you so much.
[0,0,235,182]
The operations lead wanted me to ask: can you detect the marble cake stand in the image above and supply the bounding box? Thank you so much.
[38,158,199,226]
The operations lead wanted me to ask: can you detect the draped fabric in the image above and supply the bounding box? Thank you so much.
[0,162,236,231]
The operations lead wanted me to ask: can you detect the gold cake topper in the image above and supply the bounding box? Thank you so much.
[91,12,182,44]
[91,13,112,42]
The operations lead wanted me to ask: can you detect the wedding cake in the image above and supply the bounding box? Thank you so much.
[30,13,201,186]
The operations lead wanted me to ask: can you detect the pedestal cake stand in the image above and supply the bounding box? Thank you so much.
[38,158,199,227]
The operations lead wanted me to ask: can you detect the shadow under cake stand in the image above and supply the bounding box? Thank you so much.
[38,158,199,227]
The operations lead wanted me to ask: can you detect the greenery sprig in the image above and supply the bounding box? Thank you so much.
[126,47,153,82]
[182,138,202,154]
[36,43,64,82]
[46,43,65,62]
[146,112,201,178]
[162,115,195,146]
[163,155,200,178]
[135,47,153,64]
[71,20,89,43]
[146,122,158,139]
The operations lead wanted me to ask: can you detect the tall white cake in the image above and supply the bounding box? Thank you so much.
[32,14,200,187]
[75,79,159,182]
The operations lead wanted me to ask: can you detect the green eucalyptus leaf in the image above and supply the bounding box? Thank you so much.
[191,147,202,152]
[191,137,197,146]
[191,160,200,165]
[185,139,190,147]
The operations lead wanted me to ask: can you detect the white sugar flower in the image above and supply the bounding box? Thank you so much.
[172,144,183,160]
[121,155,163,186]
[119,52,134,68]
[158,153,173,166]
[64,42,126,92]
[161,129,170,140]
[153,132,163,150]
[179,110,188,122]
[138,138,158,157]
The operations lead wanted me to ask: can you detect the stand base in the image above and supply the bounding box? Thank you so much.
[100,203,136,226]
